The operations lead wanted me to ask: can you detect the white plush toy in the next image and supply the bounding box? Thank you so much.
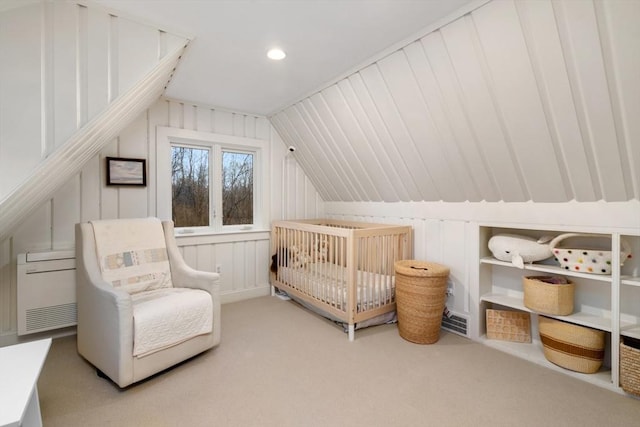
[488,234,554,268]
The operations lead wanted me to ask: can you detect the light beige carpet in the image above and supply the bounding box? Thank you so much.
[39,296,640,426]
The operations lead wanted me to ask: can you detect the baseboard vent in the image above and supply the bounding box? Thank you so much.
[442,312,469,337]
[26,303,77,333]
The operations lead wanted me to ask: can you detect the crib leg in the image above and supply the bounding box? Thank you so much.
[271,285,276,296]
[348,324,355,342]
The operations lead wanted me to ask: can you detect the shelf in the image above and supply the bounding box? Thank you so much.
[480,293,624,332]
[481,336,614,390]
[621,276,640,287]
[480,257,613,282]
[479,226,640,396]
[621,325,640,340]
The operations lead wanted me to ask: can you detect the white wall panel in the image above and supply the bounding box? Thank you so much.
[359,63,439,201]
[473,0,567,202]
[440,16,528,202]
[0,4,42,198]
[347,73,421,201]
[52,1,78,150]
[378,50,465,201]
[87,7,110,118]
[318,87,381,201]
[117,17,159,96]
[403,40,485,202]
[337,79,407,201]
[52,176,81,249]
[514,0,595,201]
[117,109,149,219]
[80,156,101,221]
[277,106,343,200]
[307,95,368,200]
[99,139,120,220]
[599,0,640,200]
[0,241,11,334]
[553,0,627,201]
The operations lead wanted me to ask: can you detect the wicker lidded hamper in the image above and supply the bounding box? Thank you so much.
[395,260,450,344]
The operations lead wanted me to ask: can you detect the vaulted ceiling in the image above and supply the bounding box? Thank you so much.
[95,0,476,115]
[271,0,639,203]
[94,0,638,204]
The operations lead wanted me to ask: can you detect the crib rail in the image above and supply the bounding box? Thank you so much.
[270,219,412,327]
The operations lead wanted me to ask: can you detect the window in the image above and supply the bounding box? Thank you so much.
[157,127,267,234]
[222,151,254,226]
[171,146,210,227]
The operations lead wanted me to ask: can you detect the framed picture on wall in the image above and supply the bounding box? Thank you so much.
[106,157,147,186]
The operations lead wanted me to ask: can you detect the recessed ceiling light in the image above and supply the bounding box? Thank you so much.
[267,48,286,60]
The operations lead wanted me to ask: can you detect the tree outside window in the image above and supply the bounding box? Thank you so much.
[171,146,210,227]
[171,146,255,229]
[222,151,253,225]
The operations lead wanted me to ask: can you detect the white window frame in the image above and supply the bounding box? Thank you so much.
[157,126,269,235]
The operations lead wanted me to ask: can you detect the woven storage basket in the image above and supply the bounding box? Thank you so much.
[486,309,531,343]
[395,260,449,344]
[620,338,640,397]
[538,316,605,374]
[523,276,574,316]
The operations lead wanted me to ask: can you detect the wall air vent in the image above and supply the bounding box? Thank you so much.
[17,251,76,335]
[441,312,469,337]
[26,302,77,333]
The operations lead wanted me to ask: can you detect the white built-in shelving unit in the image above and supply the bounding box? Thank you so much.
[476,224,640,395]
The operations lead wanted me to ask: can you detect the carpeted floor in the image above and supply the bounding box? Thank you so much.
[38,296,640,426]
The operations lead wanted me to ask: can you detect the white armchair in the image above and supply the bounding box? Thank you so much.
[75,218,221,388]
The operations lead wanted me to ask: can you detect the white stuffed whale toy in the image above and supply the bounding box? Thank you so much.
[488,234,554,268]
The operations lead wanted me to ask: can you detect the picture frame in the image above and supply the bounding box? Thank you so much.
[106,157,147,186]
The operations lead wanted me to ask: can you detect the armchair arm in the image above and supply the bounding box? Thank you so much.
[163,222,222,347]
[76,223,134,386]
[162,222,221,295]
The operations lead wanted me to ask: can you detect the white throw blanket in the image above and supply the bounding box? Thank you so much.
[91,217,173,294]
[91,217,212,356]
[131,288,213,357]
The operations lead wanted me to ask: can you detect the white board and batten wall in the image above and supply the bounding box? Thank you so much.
[0,1,324,341]
[0,0,185,341]
[324,200,640,337]
[0,95,324,341]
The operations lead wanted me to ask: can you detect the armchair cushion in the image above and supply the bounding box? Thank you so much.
[92,218,173,294]
[131,288,213,357]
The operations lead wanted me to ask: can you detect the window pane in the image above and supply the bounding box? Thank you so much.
[171,146,209,227]
[222,151,253,225]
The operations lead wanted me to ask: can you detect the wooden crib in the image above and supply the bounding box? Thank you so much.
[270,219,413,340]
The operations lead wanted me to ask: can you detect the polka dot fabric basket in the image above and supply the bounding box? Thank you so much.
[549,233,632,275]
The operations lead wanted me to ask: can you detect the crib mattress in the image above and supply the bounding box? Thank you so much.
[276,262,395,310]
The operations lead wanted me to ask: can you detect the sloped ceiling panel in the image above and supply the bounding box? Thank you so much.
[270,0,639,203]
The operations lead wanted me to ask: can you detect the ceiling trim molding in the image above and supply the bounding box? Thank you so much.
[79,0,195,40]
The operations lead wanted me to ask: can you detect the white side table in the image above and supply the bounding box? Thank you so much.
[0,338,52,427]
